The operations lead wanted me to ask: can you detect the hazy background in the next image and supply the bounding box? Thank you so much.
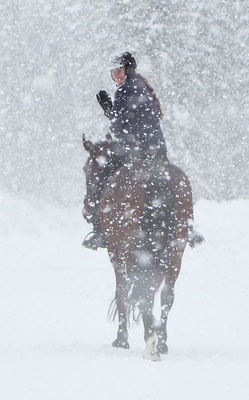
[1,0,248,206]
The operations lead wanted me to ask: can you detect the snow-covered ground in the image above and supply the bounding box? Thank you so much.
[0,192,248,399]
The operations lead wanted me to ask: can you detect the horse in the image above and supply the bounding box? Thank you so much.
[82,134,193,361]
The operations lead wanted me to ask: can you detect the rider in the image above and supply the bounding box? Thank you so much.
[97,51,167,160]
[83,51,204,250]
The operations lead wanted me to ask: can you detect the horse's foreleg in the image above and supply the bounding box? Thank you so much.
[112,266,129,349]
[140,292,160,361]
[157,280,175,354]
[158,244,186,354]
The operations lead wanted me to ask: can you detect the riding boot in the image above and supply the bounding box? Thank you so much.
[188,229,204,248]
[82,215,107,250]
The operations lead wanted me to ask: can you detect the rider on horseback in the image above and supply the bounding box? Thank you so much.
[82,51,203,250]
[97,52,167,161]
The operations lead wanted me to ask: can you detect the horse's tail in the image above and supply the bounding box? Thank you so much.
[127,266,164,323]
[107,271,163,324]
[107,297,118,322]
[107,281,142,325]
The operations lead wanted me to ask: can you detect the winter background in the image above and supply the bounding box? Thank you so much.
[0,1,249,399]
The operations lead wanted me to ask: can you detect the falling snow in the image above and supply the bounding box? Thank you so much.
[0,0,248,205]
[0,1,249,398]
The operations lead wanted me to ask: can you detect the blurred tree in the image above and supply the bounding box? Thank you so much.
[0,0,248,204]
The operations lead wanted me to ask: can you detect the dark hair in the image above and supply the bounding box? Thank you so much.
[136,73,164,119]
[111,52,163,119]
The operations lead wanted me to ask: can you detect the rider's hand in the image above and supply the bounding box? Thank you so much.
[96,90,112,112]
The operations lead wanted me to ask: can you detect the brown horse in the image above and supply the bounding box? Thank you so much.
[83,135,193,361]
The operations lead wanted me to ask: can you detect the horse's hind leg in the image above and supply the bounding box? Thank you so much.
[112,266,129,349]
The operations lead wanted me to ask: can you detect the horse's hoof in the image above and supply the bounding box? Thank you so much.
[157,342,168,354]
[143,350,161,362]
[143,333,161,361]
[112,338,130,349]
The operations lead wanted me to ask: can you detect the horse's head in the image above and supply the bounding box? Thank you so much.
[82,133,116,193]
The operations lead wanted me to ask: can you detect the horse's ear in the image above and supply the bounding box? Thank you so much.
[82,134,94,153]
[106,132,112,141]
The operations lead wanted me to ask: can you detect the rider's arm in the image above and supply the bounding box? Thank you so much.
[104,87,131,139]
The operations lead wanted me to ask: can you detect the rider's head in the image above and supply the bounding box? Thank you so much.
[111,52,137,84]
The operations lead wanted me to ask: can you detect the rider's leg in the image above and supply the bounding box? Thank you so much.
[82,176,107,250]
[170,167,204,249]
[188,227,204,248]
[82,204,107,250]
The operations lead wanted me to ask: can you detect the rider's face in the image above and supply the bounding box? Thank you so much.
[111,66,126,86]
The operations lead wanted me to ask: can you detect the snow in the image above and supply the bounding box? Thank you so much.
[1,1,248,396]
[0,192,248,399]
[1,1,249,205]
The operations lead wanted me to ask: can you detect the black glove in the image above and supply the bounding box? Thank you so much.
[96,90,112,112]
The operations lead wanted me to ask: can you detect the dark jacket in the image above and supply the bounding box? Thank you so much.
[105,74,166,157]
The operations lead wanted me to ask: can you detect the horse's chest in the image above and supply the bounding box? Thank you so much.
[99,173,145,238]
